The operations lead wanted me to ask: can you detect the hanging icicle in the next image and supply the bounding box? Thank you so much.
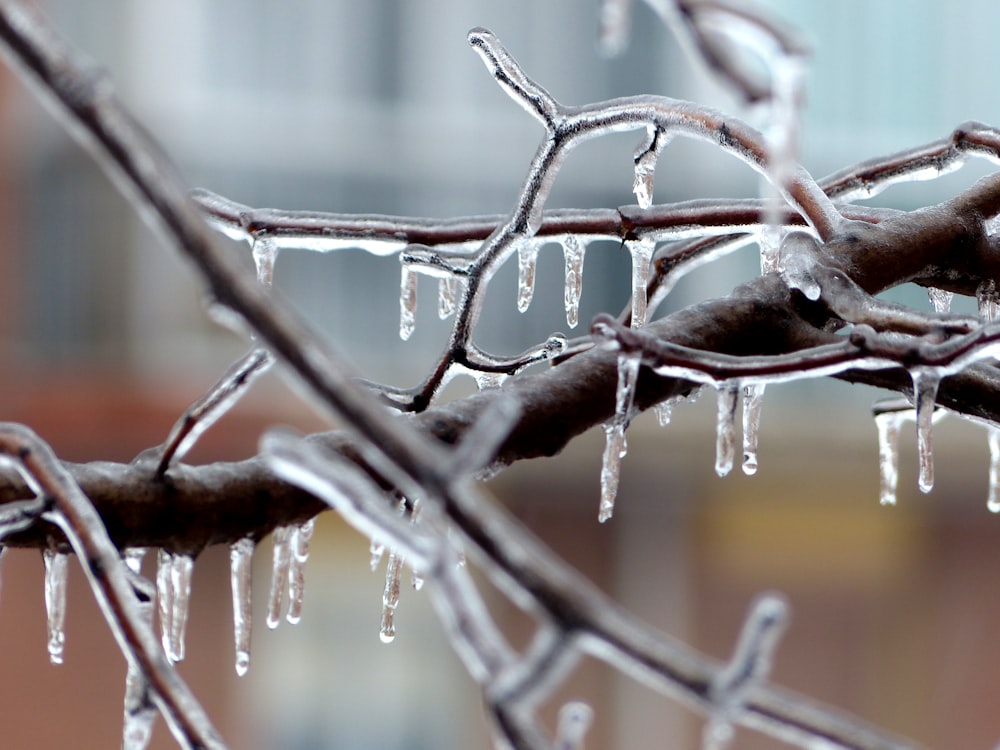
[989,428,1000,513]
[370,537,386,572]
[156,551,194,663]
[927,287,954,314]
[598,352,641,522]
[910,368,940,494]
[229,538,254,676]
[122,558,156,750]
[977,280,999,322]
[266,526,292,630]
[438,276,457,319]
[122,548,146,576]
[562,235,586,329]
[43,548,69,665]
[517,242,539,313]
[742,384,766,476]
[286,518,315,625]
[473,371,508,391]
[626,238,655,328]
[399,265,417,340]
[874,410,905,506]
[715,383,740,477]
[251,237,278,287]
[379,550,403,643]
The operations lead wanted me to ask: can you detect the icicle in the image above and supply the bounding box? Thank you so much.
[266,526,292,630]
[43,549,68,665]
[654,399,674,426]
[399,265,417,340]
[159,553,194,664]
[438,276,457,319]
[927,287,954,314]
[742,384,766,476]
[988,428,1000,513]
[251,237,277,287]
[562,235,586,328]
[598,352,640,522]
[473,371,508,391]
[555,701,593,750]
[286,518,315,625]
[370,537,386,572]
[517,243,539,313]
[0,546,6,608]
[379,550,403,643]
[229,538,254,676]
[911,368,940,493]
[978,280,999,322]
[758,225,783,275]
[715,383,739,477]
[874,411,904,506]
[123,548,146,576]
[626,238,655,328]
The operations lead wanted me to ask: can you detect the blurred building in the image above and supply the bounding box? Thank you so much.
[0,1,999,748]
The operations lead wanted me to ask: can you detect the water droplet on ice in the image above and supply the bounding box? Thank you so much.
[229,538,254,676]
[399,265,417,340]
[562,235,586,328]
[517,243,539,313]
[43,549,68,664]
[715,384,739,477]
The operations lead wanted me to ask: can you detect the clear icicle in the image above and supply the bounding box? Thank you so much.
[473,371,508,391]
[379,550,403,643]
[229,538,254,676]
[286,518,315,625]
[598,352,640,522]
[251,237,278,287]
[758,225,783,275]
[654,399,674,426]
[267,526,292,630]
[927,287,954,314]
[911,368,940,493]
[562,235,586,328]
[166,554,194,663]
[874,411,904,506]
[370,537,386,572]
[399,265,417,340]
[438,276,457,320]
[742,384,766,476]
[978,281,999,322]
[989,427,1000,513]
[626,238,654,328]
[715,384,740,477]
[632,125,669,209]
[156,549,173,659]
[555,701,594,750]
[517,243,539,313]
[43,549,69,665]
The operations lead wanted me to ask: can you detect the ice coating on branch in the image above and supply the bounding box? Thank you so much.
[438,276,457,319]
[156,551,193,663]
[705,593,789,750]
[715,384,739,477]
[251,237,277,287]
[43,548,68,664]
[380,550,403,643]
[874,411,904,506]
[399,265,417,340]
[742,384,766,475]
[778,232,821,300]
[286,518,315,625]
[517,243,539,313]
[911,368,940,493]
[229,538,254,676]
[555,701,594,750]
[989,428,1000,513]
[927,287,954,314]
[266,525,292,629]
[598,352,641,522]
[562,235,586,328]
[627,238,655,328]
